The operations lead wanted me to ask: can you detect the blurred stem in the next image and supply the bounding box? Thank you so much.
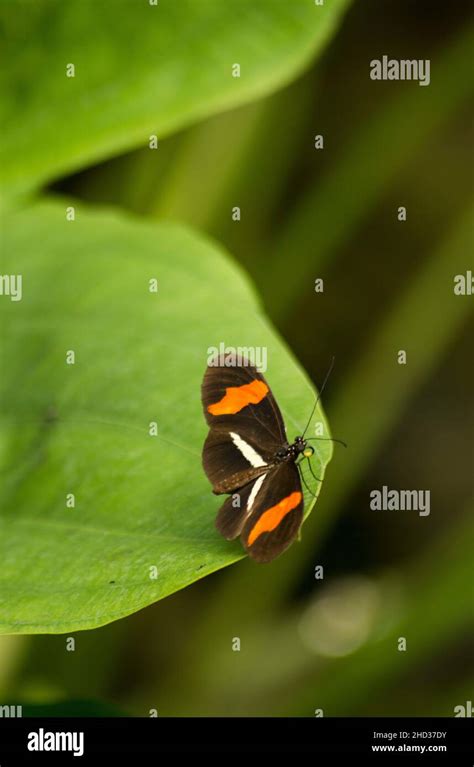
[262,22,474,321]
[116,134,185,214]
[207,73,318,258]
[0,636,28,697]
[146,73,317,242]
[148,102,266,227]
[161,202,473,702]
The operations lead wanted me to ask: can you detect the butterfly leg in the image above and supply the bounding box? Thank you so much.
[297,460,318,499]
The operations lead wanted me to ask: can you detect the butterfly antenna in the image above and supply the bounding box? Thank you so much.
[301,356,335,439]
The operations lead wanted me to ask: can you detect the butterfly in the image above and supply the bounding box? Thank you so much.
[201,353,324,563]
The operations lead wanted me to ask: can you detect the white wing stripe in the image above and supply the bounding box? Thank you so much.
[230,432,266,468]
[247,474,266,511]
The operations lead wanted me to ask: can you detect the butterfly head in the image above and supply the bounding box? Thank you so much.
[292,435,314,459]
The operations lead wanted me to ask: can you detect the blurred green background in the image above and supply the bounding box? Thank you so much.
[1,0,473,716]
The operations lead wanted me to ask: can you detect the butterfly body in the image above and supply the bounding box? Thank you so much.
[201,355,315,563]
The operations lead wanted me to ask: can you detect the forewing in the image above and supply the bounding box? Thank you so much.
[201,354,286,452]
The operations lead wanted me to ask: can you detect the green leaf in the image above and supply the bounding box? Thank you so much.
[0,199,331,634]
[0,0,350,200]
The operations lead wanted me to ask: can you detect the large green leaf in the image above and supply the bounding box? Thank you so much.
[0,0,350,200]
[0,199,331,634]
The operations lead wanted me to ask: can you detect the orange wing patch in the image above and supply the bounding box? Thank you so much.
[247,491,302,546]
[208,379,269,416]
